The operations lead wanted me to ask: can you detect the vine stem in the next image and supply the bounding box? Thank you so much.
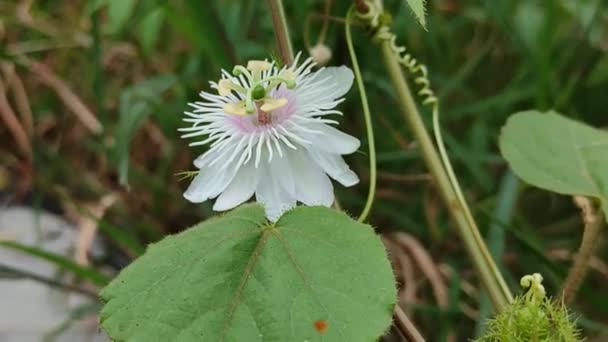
[266,0,294,65]
[562,196,605,304]
[345,8,377,223]
[379,40,511,311]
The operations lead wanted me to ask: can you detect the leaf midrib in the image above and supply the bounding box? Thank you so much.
[219,227,271,341]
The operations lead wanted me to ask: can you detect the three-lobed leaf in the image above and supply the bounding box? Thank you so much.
[500,110,608,219]
[100,205,396,341]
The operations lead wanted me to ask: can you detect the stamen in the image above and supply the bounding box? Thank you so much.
[223,102,248,116]
[282,69,297,83]
[264,76,297,92]
[247,60,272,83]
[218,79,234,96]
[260,98,288,112]
[232,65,252,80]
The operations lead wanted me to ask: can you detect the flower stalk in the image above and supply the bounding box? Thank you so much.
[266,0,294,65]
[379,39,512,311]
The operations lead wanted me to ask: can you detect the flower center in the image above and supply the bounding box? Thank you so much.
[219,60,297,122]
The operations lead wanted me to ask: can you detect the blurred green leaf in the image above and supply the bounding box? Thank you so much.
[403,0,427,29]
[0,265,97,298]
[107,0,138,34]
[115,75,177,187]
[514,2,545,53]
[138,7,165,55]
[100,205,396,341]
[164,1,235,68]
[587,58,608,86]
[500,110,608,219]
[98,220,145,257]
[0,241,110,286]
[86,0,108,14]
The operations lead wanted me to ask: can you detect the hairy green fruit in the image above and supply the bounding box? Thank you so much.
[475,274,582,342]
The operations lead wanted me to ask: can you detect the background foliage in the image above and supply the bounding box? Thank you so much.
[1,0,607,340]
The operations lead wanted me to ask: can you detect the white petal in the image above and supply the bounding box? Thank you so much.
[307,148,359,187]
[320,66,354,99]
[303,123,360,155]
[183,160,237,203]
[255,154,296,221]
[213,162,259,211]
[193,148,220,168]
[287,149,334,207]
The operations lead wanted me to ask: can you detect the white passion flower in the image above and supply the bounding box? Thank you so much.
[180,53,360,221]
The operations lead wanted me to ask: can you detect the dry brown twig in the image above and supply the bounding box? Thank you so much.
[0,78,32,160]
[390,232,449,308]
[394,305,426,342]
[383,237,418,315]
[562,196,605,304]
[24,58,103,135]
[385,232,457,341]
[1,63,34,137]
[72,193,119,266]
[548,248,608,279]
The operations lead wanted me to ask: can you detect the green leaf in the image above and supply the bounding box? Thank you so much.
[0,241,110,286]
[114,75,176,187]
[403,0,427,29]
[587,57,608,87]
[138,7,165,55]
[107,0,138,35]
[500,110,608,219]
[164,1,234,68]
[514,2,545,53]
[100,205,396,341]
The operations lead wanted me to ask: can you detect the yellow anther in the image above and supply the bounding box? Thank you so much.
[260,98,288,112]
[218,79,234,96]
[247,60,272,73]
[278,69,297,89]
[223,102,248,116]
[282,69,297,81]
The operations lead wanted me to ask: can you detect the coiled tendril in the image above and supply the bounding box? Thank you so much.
[356,2,438,119]
[353,2,514,304]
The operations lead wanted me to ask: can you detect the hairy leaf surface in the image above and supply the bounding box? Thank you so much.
[403,0,427,29]
[100,205,396,341]
[500,110,608,219]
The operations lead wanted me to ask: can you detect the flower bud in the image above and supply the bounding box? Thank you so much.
[309,44,332,66]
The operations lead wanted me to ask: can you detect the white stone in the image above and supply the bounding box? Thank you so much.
[0,207,107,341]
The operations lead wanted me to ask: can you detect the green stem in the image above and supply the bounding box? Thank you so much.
[266,0,294,65]
[345,9,377,223]
[380,41,511,311]
[476,171,519,337]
